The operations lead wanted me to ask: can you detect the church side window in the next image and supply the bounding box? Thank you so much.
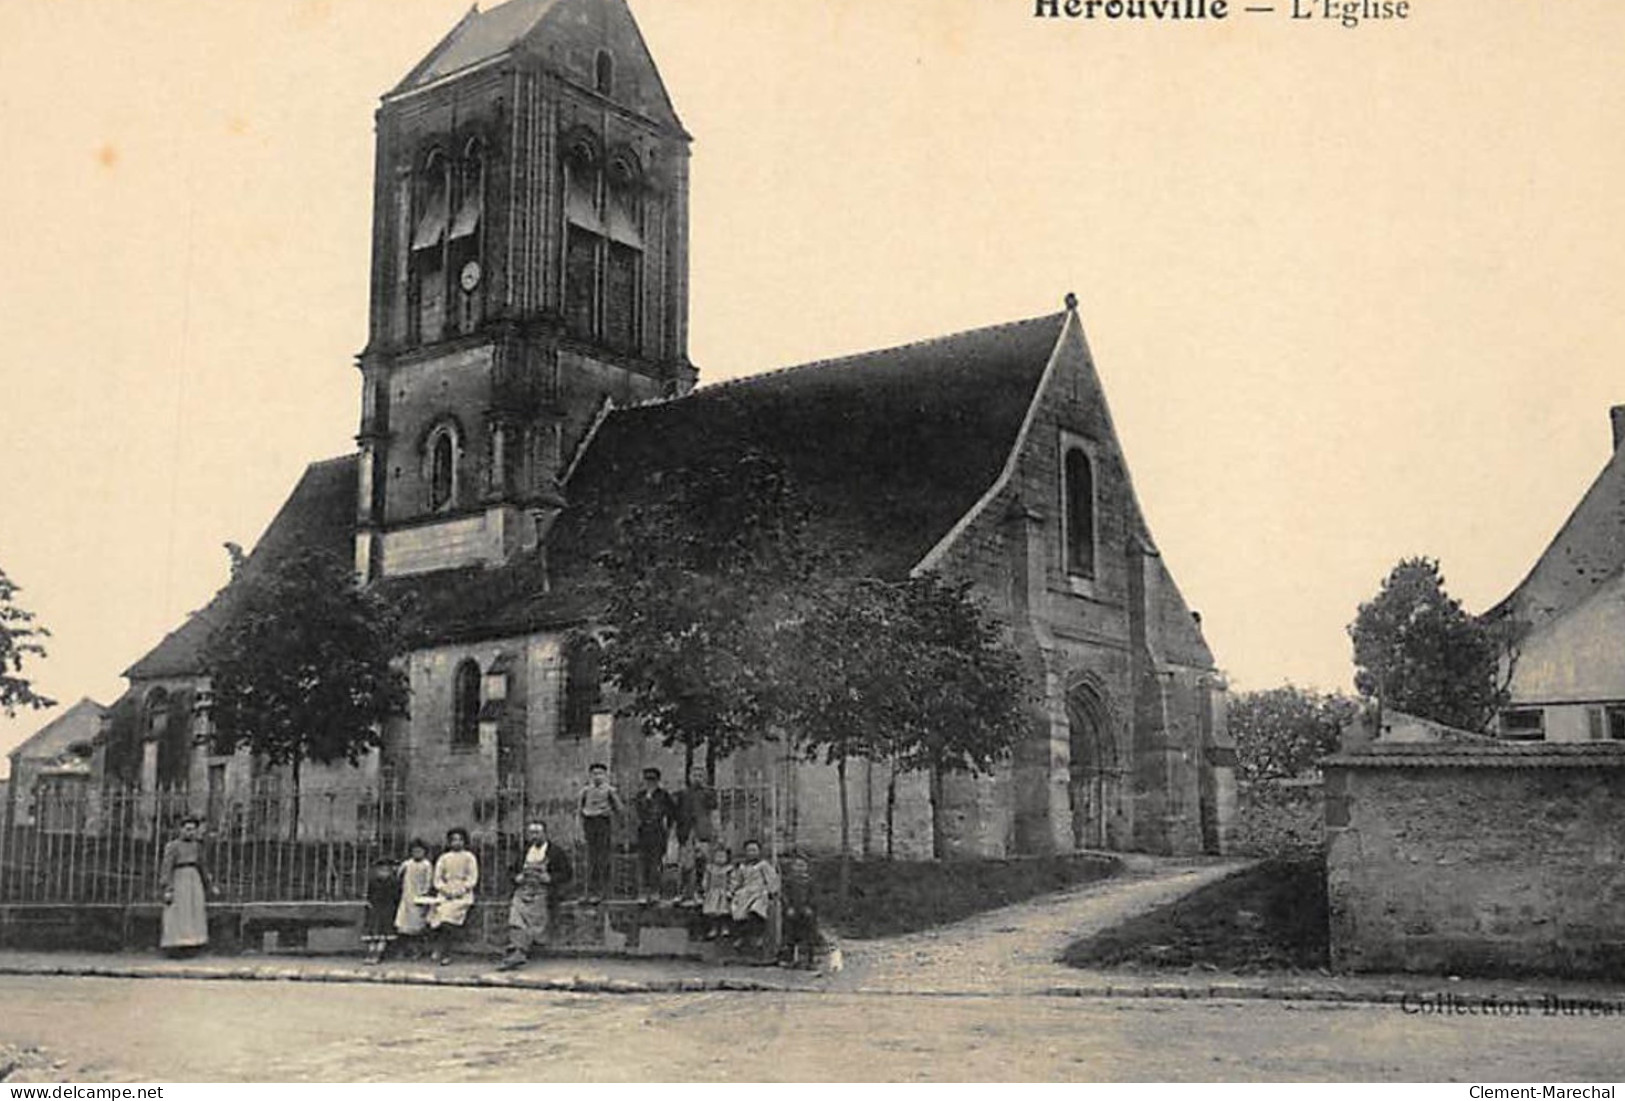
[1064,445,1096,579]
[595,50,615,96]
[452,660,481,749]
[562,635,602,739]
[427,424,458,512]
[411,150,452,344]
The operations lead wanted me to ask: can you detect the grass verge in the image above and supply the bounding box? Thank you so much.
[1059,857,1328,972]
[811,853,1120,940]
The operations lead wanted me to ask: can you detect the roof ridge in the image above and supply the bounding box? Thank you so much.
[692,311,1066,398]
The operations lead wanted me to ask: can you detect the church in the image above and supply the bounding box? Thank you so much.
[101,0,1234,859]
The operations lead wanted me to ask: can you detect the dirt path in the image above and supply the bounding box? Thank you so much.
[831,854,1252,994]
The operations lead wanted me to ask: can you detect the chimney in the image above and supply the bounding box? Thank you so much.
[1611,406,1625,452]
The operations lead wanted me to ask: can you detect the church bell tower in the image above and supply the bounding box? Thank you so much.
[353,0,693,580]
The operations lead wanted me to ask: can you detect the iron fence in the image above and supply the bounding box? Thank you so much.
[0,776,785,906]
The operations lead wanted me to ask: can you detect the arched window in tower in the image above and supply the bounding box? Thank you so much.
[595,50,614,96]
[562,131,603,342]
[603,150,643,354]
[451,138,485,335]
[562,635,603,740]
[452,659,481,749]
[411,150,451,344]
[427,425,458,512]
[1064,446,1096,579]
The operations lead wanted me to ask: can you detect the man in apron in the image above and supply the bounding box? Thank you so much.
[498,818,573,970]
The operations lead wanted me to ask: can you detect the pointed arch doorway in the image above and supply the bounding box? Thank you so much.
[1067,683,1118,851]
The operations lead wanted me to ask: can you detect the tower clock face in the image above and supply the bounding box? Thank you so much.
[459,260,482,293]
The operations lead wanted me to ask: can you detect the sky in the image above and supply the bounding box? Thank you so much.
[3,0,1624,769]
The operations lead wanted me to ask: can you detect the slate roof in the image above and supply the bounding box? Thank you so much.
[1489,439,1625,634]
[555,313,1065,581]
[6,698,106,763]
[393,0,560,92]
[123,456,359,680]
[123,312,1066,675]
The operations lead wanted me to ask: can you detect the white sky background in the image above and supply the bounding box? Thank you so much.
[2,0,1623,768]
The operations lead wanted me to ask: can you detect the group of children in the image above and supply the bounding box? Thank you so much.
[700,841,822,968]
[359,830,824,969]
[362,831,478,965]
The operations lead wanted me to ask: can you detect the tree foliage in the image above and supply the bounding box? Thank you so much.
[596,449,1033,864]
[0,566,55,717]
[596,449,816,774]
[1348,556,1505,732]
[204,548,410,773]
[790,573,1031,862]
[1230,685,1357,783]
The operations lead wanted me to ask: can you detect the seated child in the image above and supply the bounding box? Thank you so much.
[729,839,779,954]
[778,853,820,969]
[363,857,401,964]
[701,845,733,940]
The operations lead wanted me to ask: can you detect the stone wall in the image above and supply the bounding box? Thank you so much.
[1325,744,1625,977]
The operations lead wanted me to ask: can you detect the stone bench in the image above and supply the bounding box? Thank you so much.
[0,898,780,962]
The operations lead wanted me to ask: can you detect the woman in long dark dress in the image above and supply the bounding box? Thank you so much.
[159,815,213,956]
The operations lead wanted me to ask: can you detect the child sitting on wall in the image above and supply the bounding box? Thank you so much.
[701,845,733,940]
[729,839,779,955]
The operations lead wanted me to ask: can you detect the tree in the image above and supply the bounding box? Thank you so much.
[793,574,1032,865]
[1348,556,1505,732]
[1230,685,1358,783]
[881,574,1031,861]
[596,448,818,780]
[0,566,55,717]
[204,548,410,827]
[597,449,1032,876]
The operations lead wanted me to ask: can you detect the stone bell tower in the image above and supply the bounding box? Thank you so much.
[352,0,693,580]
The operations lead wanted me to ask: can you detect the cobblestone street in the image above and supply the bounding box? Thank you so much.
[4,974,1625,1082]
[4,858,1625,1080]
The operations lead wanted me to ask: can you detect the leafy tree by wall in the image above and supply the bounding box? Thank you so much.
[1231,685,1357,783]
[204,548,410,829]
[1348,556,1505,732]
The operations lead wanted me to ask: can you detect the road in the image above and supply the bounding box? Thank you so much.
[2,975,1622,1081]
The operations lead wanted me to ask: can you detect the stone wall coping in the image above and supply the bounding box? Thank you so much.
[1325,741,1625,769]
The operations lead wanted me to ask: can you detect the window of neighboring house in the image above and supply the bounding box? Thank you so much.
[562,636,602,739]
[1594,704,1625,741]
[1063,445,1096,579]
[429,428,457,512]
[452,659,481,749]
[1500,708,1545,741]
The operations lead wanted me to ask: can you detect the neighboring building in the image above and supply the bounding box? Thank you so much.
[1489,406,1625,743]
[5,698,105,833]
[102,0,1232,858]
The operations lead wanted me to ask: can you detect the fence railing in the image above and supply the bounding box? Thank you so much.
[0,778,784,906]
